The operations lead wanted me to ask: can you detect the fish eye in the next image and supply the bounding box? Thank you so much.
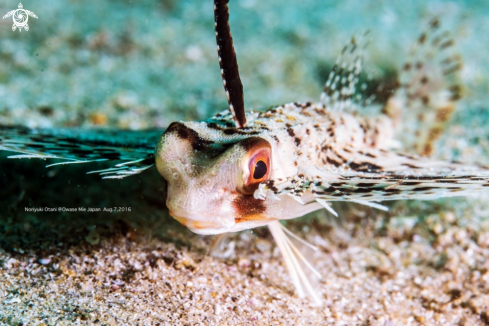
[243,151,270,193]
[253,160,267,180]
[237,137,272,195]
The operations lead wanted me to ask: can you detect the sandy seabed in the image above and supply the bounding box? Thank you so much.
[2,159,489,325]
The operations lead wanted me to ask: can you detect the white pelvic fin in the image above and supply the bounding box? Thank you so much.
[315,198,339,217]
[351,199,389,211]
[280,224,320,253]
[209,233,235,259]
[268,221,323,306]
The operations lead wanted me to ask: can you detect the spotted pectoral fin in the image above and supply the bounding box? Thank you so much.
[384,18,463,156]
[261,150,489,209]
[0,125,161,179]
[312,169,489,204]
[320,31,375,112]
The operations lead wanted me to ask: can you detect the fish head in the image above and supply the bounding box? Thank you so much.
[155,121,286,235]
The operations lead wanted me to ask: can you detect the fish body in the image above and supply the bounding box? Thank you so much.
[155,97,489,236]
[153,20,477,239]
[151,14,487,304]
[154,101,387,233]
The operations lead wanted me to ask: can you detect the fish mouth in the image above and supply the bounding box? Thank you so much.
[169,211,235,235]
[170,211,279,235]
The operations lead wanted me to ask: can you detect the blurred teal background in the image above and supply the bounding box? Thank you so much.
[1,0,488,135]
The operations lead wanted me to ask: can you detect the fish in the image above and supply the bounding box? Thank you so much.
[0,0,486,305]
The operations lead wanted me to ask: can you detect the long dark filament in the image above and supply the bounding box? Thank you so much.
[214,0,247,128]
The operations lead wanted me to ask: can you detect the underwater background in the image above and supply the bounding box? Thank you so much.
[2,0,489,324]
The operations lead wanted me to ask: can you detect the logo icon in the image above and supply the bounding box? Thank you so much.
[2,3,38,32]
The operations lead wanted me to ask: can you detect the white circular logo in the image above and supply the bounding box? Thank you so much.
[2,3,38,32]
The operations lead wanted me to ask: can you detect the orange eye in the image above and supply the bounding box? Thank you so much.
[249,152,269,183]
[244,149,270,193]
[238,137,272,195]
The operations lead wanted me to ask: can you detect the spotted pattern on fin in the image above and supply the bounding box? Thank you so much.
[320,32,375,111]
[259,167,489,208]
[384,18,463,156]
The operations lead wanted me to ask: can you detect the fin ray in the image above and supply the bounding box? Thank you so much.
[320,32,373,112]
[384,18,463,156]
[0,125,160,179]
[268,221,323,306]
